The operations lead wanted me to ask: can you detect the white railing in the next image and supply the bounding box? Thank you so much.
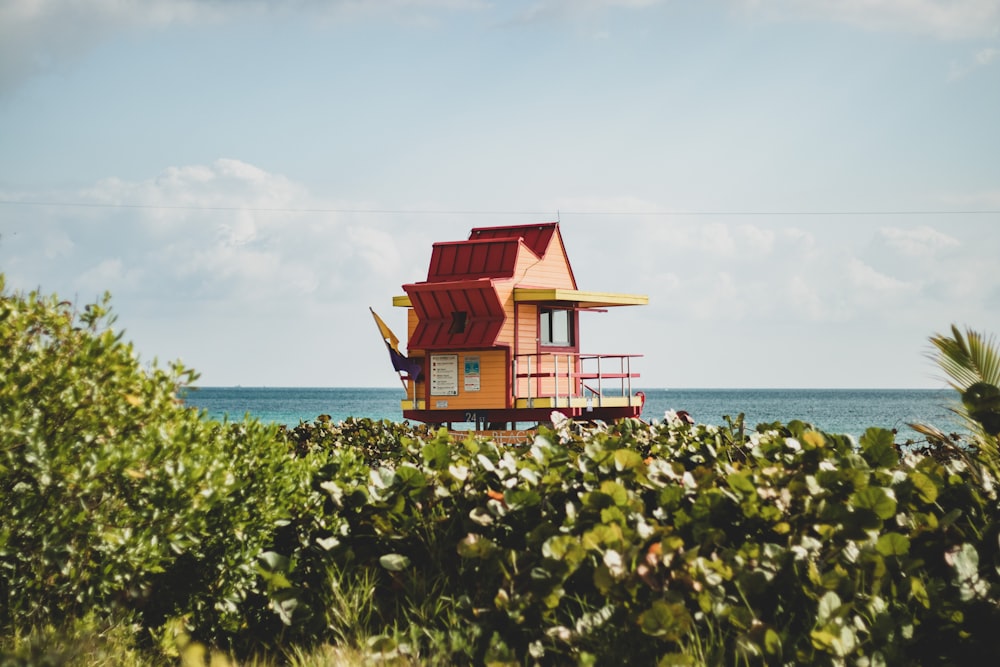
[512,353,642,407]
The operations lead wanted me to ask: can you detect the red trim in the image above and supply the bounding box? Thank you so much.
[403,404,643,426]
[469,223,557,258]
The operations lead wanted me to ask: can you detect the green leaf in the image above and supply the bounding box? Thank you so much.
[613,448,645,471]
[599,480,630,507]
[876,532,910,557]
[457,533,497,559]
[764,628,782,655]
[910,577,931,608]
[421,440,451,470]
[395,465,427,498]
[865,442,899,468]
[582,524,623,550]
[726,470,756,496]
[257,551,290,573]
[860,428,898,468]
[638,600,692,640]
[852,487,897,520]
[860,427,895,452]
[910,471,939,504]
[505,488,541,510]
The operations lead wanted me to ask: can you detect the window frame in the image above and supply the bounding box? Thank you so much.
[539,307,576,349]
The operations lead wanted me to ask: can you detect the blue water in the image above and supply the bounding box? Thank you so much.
[181,387,960,441]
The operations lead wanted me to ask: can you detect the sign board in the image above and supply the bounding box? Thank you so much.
[430,354,458,396]
[463,355,481,392]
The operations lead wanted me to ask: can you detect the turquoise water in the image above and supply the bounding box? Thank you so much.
[181,387,959,441]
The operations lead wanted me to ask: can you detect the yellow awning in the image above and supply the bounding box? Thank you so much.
[393,289,648,309]
[513,288,648,308]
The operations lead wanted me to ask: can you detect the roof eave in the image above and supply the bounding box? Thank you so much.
[513,288,648,308]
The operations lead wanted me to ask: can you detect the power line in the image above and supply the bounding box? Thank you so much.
[0,199,998,217]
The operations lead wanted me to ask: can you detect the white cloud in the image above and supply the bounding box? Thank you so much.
[77,257,144,296]
[847,258,911,293]
[701,223,739,257]
[4,169,1000,387]
[0,159,400,307]
[788,275,830,320]
[781,228,818,255]
[737,224,776,254]
[878,225,960,257]
[735,0,1000,39]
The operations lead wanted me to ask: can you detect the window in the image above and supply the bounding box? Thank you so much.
[540,308,573,347]
[449,311,468,334]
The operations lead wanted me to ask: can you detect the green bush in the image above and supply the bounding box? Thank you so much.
[272,416,1000,665]
[0,278,317,651]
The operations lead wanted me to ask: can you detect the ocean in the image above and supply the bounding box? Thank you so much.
[181,387,961,442]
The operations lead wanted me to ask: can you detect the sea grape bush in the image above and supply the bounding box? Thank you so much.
[270,414,1000,665]
[2,278,1000,665]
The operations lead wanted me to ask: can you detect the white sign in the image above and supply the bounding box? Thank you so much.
[430,354,458,396]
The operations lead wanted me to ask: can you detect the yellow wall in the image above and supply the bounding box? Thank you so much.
[406,308,420,352]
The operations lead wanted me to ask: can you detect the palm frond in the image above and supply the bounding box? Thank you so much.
[928,325,1000,390]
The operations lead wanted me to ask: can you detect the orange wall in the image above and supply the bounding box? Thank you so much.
[426,349,508,410]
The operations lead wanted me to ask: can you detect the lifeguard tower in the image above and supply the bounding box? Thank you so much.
[372,223,648,429]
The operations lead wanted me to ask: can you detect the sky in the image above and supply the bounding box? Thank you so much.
[1,0,998,389]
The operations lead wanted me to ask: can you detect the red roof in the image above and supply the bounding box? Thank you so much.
[469,223,556,258]
[403,279,505,349]
[426,238,520,283]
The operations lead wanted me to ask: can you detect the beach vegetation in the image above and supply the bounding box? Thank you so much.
[2,278,1000,665]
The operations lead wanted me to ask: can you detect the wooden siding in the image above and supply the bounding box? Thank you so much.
[513,303,536,396]
[425,349,508,410]
[405,309,419,351]
[513,230,576,290]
